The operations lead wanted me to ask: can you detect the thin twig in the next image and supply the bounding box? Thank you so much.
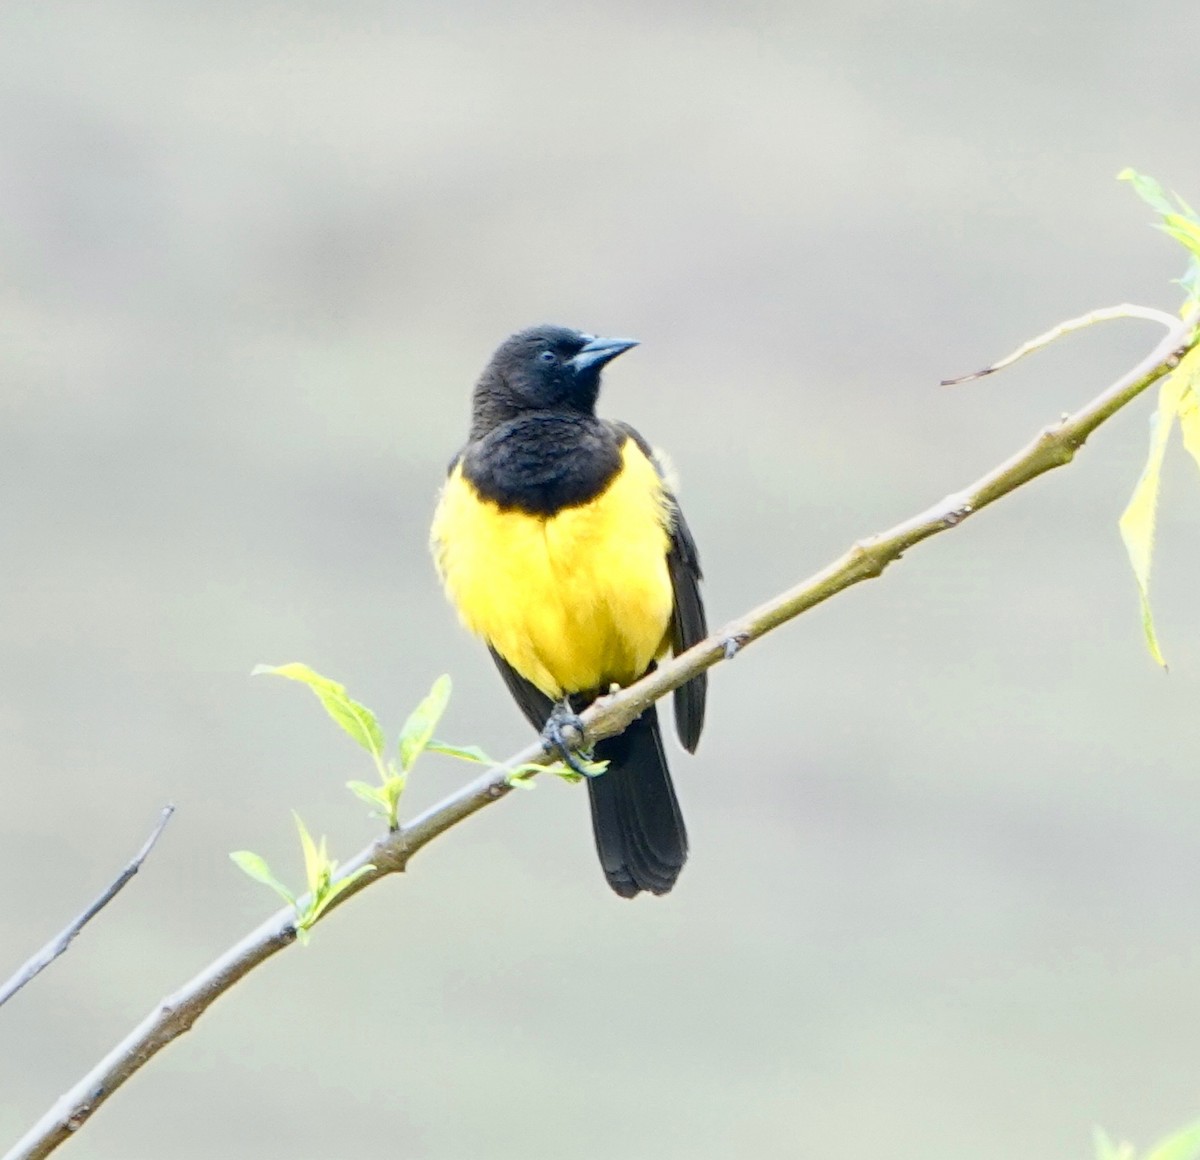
[0,807,175,1011]
[6,306,1198,1160]
[941,303,1183,385]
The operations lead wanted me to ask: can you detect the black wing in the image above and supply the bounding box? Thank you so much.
[615,423,707,753]
[665,495,707,751]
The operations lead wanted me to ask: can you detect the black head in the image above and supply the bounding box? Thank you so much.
[469,324,638,439]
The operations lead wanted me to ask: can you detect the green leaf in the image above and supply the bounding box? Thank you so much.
[1162,214,1200,260]
[504,756,610,788]
[1119,373,1185,667]
[307,864,375,925]
[1145,1122,1200,1160]
[555,754,608,778]
[230,850,296,907]
[382,771,407,828]
[254,663,385,762]
[1120,170,1200,305]
[1119,168,1176,216]
[1176,351,1200,476]
[1180,387,1200,474]
[1179,261,1200,306]
[512,761,549,777]
[293,812,330,896]
[346,779,388,809]
[427,740,492,764]
[398,674,452,771]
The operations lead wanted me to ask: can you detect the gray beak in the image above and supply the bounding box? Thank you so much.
[568,335,640,373]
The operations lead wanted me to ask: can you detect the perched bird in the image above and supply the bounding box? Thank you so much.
[430,325,707,897]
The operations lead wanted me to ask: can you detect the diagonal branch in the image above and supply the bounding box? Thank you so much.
[0,807,175,1011]
[6,306,1197,1160]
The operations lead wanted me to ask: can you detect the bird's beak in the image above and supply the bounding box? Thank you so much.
[569,335,639,373]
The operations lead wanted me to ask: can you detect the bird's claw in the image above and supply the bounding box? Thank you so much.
[541,702,591,775]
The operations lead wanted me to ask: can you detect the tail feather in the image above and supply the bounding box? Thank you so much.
[586,707,687,898]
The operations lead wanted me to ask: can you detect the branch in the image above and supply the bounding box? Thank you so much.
[0,807,175,1011]
[940,303,1183,384]
[7,306,1197,1160]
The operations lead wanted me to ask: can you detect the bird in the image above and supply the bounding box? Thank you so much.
[430,324,707,898]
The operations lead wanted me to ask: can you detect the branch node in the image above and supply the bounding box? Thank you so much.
[721,632,750,660]
[848,541,886,578]
[1034,429,1076,466]
[941,503,973,528]
[369,833,408,874]
[63,1090,102,1134]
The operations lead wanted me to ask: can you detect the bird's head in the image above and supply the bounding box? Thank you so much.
[470,325,638,436]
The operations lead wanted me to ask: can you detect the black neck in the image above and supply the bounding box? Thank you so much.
[462,413,622,515]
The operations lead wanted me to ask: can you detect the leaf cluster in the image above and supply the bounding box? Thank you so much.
[1117,170,1200,665]
[230,665,597,938]
[231,816,372,941]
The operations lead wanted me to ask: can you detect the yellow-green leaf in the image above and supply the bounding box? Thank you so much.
[1119,374,1185,667]
[1118,169,1175,216]
[254,663,384,761]
[347,779,387,808]
[382,772,407,830]
[230,851,296,907]
[1176,346,1200,476]
[427,740,492,764]
[398,674,452,771]
[1145,1121,1200,1160]
[308,864,375,924]
[1180,387,1200,474]
[1163,214,1200,260]
[293,812,326,895]
[1120,170,1200,304]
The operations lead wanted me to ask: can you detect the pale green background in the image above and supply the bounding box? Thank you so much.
[3,3,1200,1158]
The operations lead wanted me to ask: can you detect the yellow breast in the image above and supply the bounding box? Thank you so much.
[431,440,674,699]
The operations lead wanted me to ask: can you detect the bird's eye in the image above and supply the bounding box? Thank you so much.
[538,350,557,364]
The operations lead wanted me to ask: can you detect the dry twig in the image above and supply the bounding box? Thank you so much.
[0,807,175,1010]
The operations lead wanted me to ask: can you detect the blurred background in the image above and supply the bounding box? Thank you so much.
[2,2,1199,1157]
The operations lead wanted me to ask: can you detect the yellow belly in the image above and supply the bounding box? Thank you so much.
[431,440,674,698]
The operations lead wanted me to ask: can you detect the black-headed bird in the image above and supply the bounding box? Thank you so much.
[431,325,707,897]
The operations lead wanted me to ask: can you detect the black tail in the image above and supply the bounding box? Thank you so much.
[586,707,688,898]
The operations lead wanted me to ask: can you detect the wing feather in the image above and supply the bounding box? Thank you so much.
[615,423,707,752]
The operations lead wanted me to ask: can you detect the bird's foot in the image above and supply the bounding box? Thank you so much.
[541,701,592,775]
